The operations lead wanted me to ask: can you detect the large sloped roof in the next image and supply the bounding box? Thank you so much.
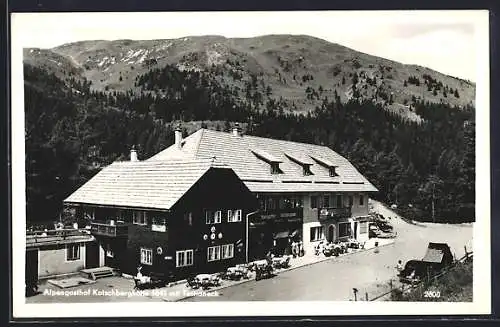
[148,129,377,193]
[64,159,228,210]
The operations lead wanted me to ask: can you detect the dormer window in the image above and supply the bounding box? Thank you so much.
[311,155,338,178]
[271,162,281,175]
[303,165,313,176]
[285,153,314,176]
[251,148,283,175]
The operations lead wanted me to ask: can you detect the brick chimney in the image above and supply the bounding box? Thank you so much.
[175,124,183,149]
[232,122,241,136]
[130,145,138,162]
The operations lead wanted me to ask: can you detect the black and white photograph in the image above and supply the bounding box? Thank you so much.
[11,10,490,317]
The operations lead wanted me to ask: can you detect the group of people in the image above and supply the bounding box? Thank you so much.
[290,240,304,257]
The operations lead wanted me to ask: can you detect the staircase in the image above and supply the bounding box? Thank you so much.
[80,267,115,280]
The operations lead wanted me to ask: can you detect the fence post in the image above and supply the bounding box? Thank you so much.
[365,292,369,301]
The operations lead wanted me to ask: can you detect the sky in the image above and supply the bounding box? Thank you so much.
[12,10,487,82]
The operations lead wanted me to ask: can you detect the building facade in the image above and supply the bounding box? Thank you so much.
[64,159,257,280]
[25,229,99,282]
[149,127,377,259]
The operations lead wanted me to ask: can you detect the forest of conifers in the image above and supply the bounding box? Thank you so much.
[24,64,475,227]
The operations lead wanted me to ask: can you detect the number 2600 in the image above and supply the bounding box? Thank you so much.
[424,290,441,298]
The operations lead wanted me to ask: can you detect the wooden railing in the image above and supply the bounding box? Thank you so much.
[90,222,129,237]
[26,229,93,246]
[318,207,351,220]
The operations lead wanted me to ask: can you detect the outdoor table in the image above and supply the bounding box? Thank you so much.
[253,259,269,268]
[195,274,212,283]
[272,257,288,264]
[227,267,238,273]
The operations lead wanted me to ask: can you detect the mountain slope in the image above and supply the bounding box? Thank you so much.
[24,35,475,122]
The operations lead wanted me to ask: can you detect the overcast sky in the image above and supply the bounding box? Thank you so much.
[12,11,488,81]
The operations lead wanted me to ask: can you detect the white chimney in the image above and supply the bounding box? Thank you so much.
[175,125,183,149]
[232,122,241,136]
[130,146,138,162]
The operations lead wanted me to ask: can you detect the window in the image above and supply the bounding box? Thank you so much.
[336,195,343,208]
[122,210,133,223]
[221,244,234,259]
[329,167,338,177]
[140,247,153,265]
[323,195,330,208]
[66,244,80,261]
[348,195,354,207]
[310,226,325,241]
[338,223,352,238]
[83,208,95,220]
[360,222,368,234]
[133,211,147,225]
[267,197,277,210]
[271,163,281,174]
[207,246,221,262]
[176,249,194,267]
[206,210,222,224]
[359,195,365,206]
[184,212,193,226]
[311,196,318,209]
[292,196,303,208]
[228,209,242,222]
[278,198,286,209]
[303,165,313,176]
[259,197,266,210]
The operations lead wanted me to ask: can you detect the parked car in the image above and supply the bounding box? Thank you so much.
[369,224,382,238]
[375,220,394,232]
[399,243,454,284]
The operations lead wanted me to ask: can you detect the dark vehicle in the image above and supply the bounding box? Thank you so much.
[376,221,393,232]
[399,242,454,284]
[255,262,274,281]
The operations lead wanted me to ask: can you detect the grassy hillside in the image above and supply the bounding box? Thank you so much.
[25,35,475,122]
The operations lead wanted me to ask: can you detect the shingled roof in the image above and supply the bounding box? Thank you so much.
[64,159,229,210]
[148,129,377,193]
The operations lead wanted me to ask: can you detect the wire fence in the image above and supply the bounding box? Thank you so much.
[351,247,473,302]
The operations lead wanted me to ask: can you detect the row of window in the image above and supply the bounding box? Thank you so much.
[208,244,234,262]
[309,222,368,242]
[85,209,242,227]
[258,195,303,211]
[139,244,235,267]
[269,162,337,177]
[206,210,242,224]
[257,194,365,211]
[310,194,364,209]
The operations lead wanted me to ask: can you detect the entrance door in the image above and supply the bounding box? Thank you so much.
[327,225,336,242]
[104,241,117,268]
[353,222,358,239]
[85,241,100,269]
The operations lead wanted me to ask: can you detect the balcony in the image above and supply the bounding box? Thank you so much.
[318,207,351,221]
[90,221,129,237]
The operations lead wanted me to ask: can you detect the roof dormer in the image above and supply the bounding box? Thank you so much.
[285,153,314,176]
[310,155,339,177]
[251,149,283,174]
